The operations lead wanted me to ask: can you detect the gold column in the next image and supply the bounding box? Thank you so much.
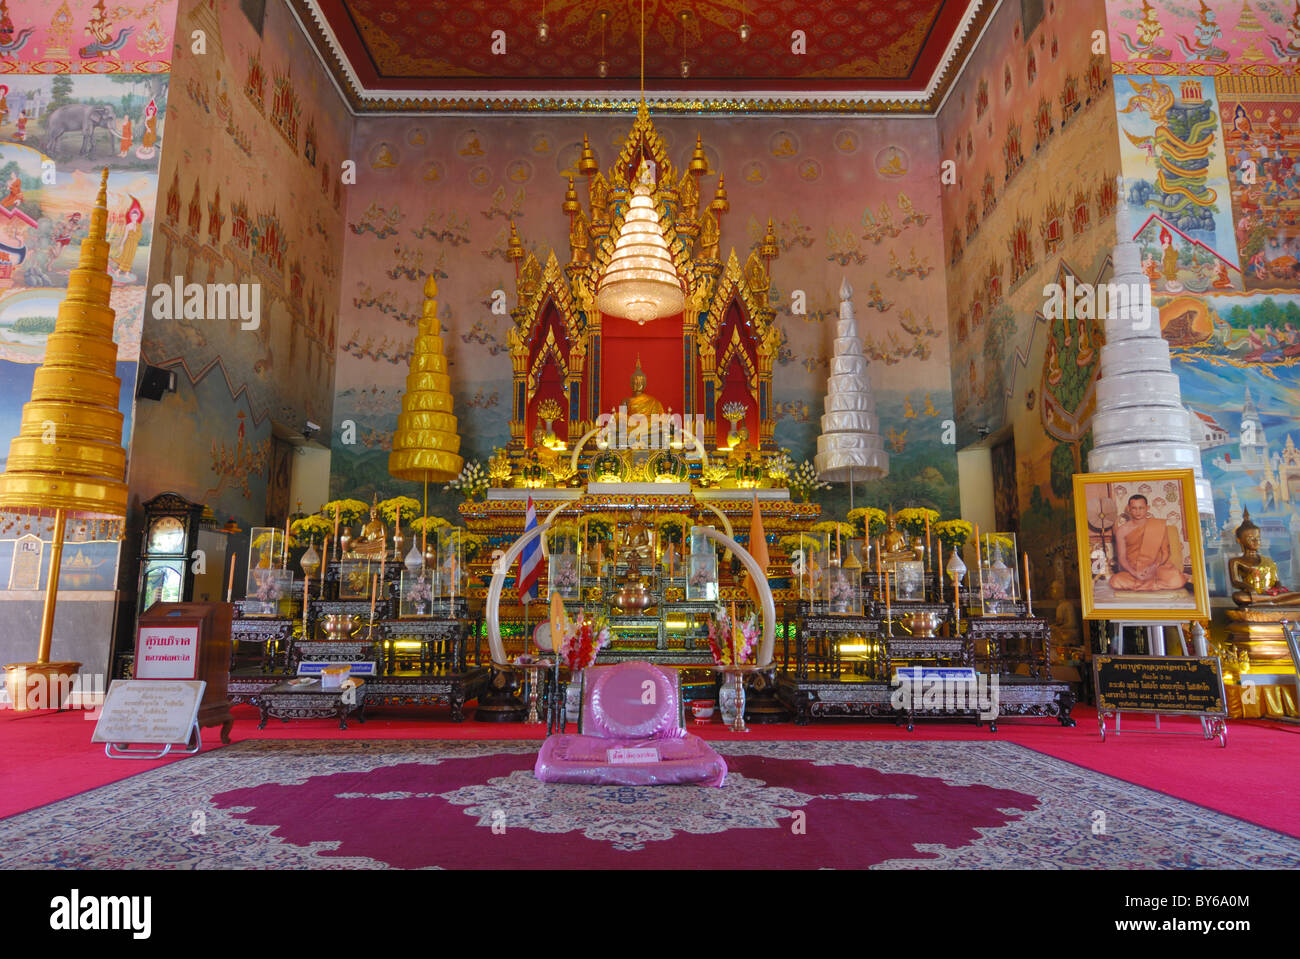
[388,276,463,483]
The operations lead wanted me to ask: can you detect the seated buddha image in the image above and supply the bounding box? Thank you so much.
[1228,509,1300,607]
[620,508,654,562]
[726,425,754,465]
[622,356,666,417]
[348,501,388,558]
[881,512,915,564]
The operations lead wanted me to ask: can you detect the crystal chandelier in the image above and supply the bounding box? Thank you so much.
[594,0,685,324]
[595,167,684,323]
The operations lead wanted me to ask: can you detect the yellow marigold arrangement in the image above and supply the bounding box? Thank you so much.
[933,519,973,550]
[377,496,423,524]
[896,507,939,536]
[323,498,370,524]
[655,512,694,545]
[410,515,451,535]
[810,520,855,540]
[291,514,333,542]
[779,532,825,555]
[847,507,886,538]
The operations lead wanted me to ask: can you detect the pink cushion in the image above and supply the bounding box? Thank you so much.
[534,733,727,787]
[583,662,680,739]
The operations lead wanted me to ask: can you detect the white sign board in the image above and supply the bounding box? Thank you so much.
[92,680,206,745]
[134,625,200,679]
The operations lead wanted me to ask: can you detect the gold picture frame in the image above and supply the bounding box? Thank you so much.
[1072,469,1209,621]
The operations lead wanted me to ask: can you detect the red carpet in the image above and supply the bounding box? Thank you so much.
[2,703,1297,837]
[5,739,1298,869]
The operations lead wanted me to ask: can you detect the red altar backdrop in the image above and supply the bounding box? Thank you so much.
[600,314,683,416]
[525,301,572,444]
[708,302,760,444]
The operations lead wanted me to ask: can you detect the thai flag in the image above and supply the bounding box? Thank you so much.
[518,496,541,604]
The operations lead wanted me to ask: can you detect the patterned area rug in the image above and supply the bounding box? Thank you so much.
[3,740,1297,869]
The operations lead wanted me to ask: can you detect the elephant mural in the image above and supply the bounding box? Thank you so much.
[44,103,118,160]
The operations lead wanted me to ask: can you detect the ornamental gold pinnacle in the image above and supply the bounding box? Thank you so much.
[388,275,464,483]
[0,168,127,518]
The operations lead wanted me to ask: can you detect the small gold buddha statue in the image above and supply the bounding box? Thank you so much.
[726,424,754,465]
[620,509,654,564]
[880,512,914,563]
[530,426,561,473]
[348,498,388,558]
[622,356,665,417]
[1229,509,1300,607]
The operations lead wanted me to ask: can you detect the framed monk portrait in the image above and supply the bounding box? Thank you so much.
[1072,469,1210,621]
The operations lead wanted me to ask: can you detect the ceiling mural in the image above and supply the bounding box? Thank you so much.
[291,0,994,112]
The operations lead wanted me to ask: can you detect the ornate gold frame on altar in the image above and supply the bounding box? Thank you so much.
[504,105,782,476]
[1072,469,1210,622]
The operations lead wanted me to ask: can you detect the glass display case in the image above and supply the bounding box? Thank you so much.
[435,526,463,599]
[979,531,1020,616]
[245,526,287,597]
[399,568,434,617]
[824,555,862,614]
[245,567,294,616]
[686,526,718,602]
[893,560,926,602]
[547,527,581,600]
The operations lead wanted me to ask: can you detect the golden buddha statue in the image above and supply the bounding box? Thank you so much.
[348,499,387,558]
[726,424,754,465]
[880,512,914,563]
[1229,509,1300,606]
[620,508,654,564]
[622,356,665,417]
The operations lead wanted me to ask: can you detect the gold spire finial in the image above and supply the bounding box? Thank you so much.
[689,134,708,175]
[710,173,730,216]
[507,219,524,262]
[89,167,109,243]
[562,175,581,215]
[578,134,599,177]
[424,274,438,298]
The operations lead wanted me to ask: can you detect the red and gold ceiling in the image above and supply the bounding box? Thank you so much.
[290,0,993,113]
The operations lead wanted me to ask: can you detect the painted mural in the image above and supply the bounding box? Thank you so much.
[941,0,1119,593]
[332,114,958,520]
[0,1,176,597]
[1111,0,1300,601]
[131,0,350,528]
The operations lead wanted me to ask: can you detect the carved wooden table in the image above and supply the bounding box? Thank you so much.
[966,616,1050,677]
[290,640,377,670]
[378,618,466,674]
[255,679,367,730]
[231,616,295,671]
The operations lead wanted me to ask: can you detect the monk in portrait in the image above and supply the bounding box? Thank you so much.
[1108,494,1188,592]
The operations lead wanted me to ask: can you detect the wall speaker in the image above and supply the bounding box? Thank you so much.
[136,365,176,401]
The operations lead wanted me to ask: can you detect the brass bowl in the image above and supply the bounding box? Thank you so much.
[322,613,360,640]
[901,610,941,638]
[613,581,653,614]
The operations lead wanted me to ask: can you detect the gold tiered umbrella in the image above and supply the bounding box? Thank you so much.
[0,169,127,708]
[388,276,463,541]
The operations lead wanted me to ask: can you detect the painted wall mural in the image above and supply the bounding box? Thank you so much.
[331,113,958,520]
[131,0,350,529]
[1108,0,1300,602]
[941,0,1120,590]
[0,2,176,607]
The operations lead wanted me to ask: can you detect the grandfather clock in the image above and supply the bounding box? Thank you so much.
[137,492,204,613]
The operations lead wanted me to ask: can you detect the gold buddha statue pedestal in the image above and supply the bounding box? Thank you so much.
[1224,610,1296,670]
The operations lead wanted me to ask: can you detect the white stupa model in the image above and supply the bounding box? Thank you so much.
[814,279,889,503]
[1087,179,1214,519]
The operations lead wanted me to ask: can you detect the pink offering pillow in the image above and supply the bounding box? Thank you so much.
[586,662,679,739]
